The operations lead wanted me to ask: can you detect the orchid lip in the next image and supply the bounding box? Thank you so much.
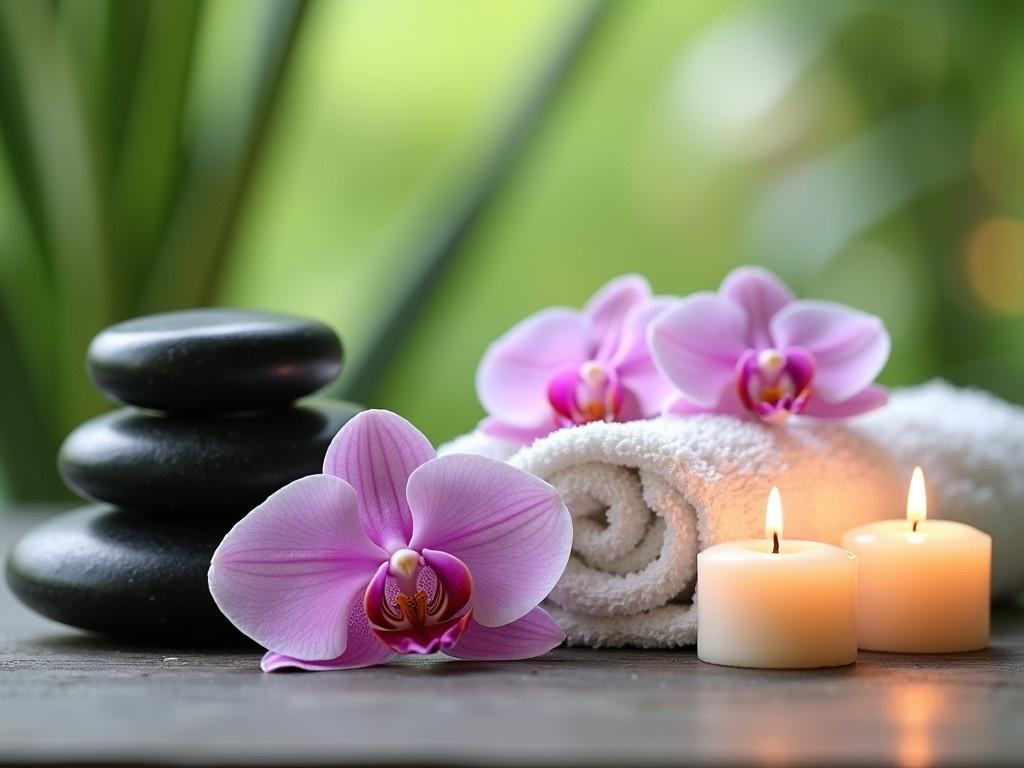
[737,347,815,422]
[547,361,624,426]
[365,549,474,655]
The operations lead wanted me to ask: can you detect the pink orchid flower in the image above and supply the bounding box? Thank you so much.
[648,267,890,423]
[209,410,572,671]
[475,274,675,444]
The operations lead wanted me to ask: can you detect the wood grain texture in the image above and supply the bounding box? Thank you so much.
[2,508,1023,766]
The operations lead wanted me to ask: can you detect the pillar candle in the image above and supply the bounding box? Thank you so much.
[841,467,990,653]
[697,488,858,669]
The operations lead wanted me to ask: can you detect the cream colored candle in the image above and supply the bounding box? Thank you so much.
[841,467,990,653]
[697,488,858,669]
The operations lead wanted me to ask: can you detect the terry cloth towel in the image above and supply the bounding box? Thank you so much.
[441,381,1024,648]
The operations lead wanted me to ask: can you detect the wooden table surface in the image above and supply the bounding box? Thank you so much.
[2,509,1023,767]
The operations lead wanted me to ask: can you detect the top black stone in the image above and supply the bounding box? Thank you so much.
[87,309,343,412]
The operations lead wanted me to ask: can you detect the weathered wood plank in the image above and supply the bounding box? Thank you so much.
[2,508,1023,766]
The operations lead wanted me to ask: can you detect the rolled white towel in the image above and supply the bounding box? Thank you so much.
[440,381,1024,648]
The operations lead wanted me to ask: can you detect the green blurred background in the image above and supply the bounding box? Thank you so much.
[2,0,1024,502]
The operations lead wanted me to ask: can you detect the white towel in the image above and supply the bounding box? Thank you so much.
[440,381,1024,648]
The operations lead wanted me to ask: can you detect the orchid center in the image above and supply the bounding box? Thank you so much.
[758,348,785,378]
[365,549,474,656]
[388,548,422,592]
[547,360,624,427]
[737,347,815,424]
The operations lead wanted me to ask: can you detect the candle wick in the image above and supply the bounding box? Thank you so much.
[912,519,919,533]
[772,532,780,555]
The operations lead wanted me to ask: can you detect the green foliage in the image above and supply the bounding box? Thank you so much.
[0,0,308,499]
[2,0,1024,502]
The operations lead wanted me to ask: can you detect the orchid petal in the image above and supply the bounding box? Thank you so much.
[608,298,677,416]
[648,293,748,408]
[616,387,643,422]
[662,394,711,416]
[720,266,794,348]
[407,454,571,628]
[446,607,565,661]
[475,308,588,428]
[209,474,386,661]
[583,274,651,360]
[260,598,396,671]
[323,410,435,551]
[663,386,748,417]
[801,384,888,419]
[618,358,676,417]
[770,300,891,403]
[607,297,674,371]
[477,416,553,445]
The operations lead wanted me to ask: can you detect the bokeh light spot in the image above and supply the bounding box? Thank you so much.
[966,217,1024,315]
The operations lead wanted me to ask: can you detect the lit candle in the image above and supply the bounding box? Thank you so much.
[841,467,990,653]
[697,488,858,669]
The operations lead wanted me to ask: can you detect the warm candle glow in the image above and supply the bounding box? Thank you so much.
[699,486,858,668]
[907,466,927,531]
[842,466,991,654]
[765,487,783,552]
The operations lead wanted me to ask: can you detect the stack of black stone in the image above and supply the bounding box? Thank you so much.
[6,309,360,640]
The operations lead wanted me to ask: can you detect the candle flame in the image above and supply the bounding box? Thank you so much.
[765,486,783,544]
[907,466,927,530]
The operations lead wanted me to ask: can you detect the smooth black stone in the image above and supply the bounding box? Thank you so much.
[88,308,343,412]
[59,400,361,514]
[6,505,243,640]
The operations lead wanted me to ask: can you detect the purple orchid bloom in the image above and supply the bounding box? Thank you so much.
[648,267,890,423]
[475,274,675,444]
[209,410,572,671]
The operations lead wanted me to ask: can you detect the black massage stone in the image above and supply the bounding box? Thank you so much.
[5,505,244,640]
[87,308,342,413]
[8,307,358,642]
[58,400,361,515]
